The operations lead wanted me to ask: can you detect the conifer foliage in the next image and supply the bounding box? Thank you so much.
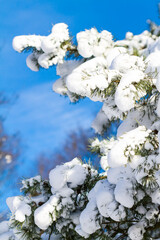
[1,22,160,239]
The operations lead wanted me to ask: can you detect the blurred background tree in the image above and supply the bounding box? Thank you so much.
[0,93,20,220]
[0,94,19,171]
[38,128,99,178]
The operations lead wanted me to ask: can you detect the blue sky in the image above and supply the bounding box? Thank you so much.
[0,0,160,211]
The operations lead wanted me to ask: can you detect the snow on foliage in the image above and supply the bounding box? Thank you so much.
[13,23,70,70]
[1,22,160,239]
[77,28,113,58]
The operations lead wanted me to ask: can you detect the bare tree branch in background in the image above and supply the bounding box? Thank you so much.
[38,128,99,178]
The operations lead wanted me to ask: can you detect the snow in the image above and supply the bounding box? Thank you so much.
[105,47,127,67]
[92,109,108,134]
[77,28,113,58]
[114,179,134,208]
[145,207,159,221]
[0,221,9,234]
[100,155,109,170]
[155,170,160,186]
[156,72,160,92]
[67,164,87,188]
[41,24,69,54]
[156,97,160,117]
[13,23,70,70]
[151,188,160,204]
[129,155,145,169]
[136,206,146,215]
[115,70,145,112]
[116,30,154,55]
[49,158,87,190]
[6,196,31,222]
[56,60,83,78]
[110,54,145,73]
[147,36,160,53]
[12,35,43,53]
[117,103,157,137]
[102,96,124,120]
[108,126,151,168]
[0,221,13,240]
[34,158,97,232]
[49,164,68,190]
[52,77,68,95]
[145,51,160,76]
[105,201,125,221]
[79,200,100,234]
[95,180,114,217]
[128,223,145,240]
[66,56,111,99]
[134,155,157,185]
[22,175,41,188]
[26,52,40,72]
[34,197,56,230]
[0,232,13,240]
[75,225,89,238]
[107,167,122,184]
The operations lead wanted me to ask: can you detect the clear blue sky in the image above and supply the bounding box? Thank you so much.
[0,0,160,211]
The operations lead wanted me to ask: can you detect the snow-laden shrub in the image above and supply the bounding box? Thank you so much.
[2,22,160,239]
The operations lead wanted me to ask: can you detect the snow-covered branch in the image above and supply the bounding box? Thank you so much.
[2,22,160,240]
